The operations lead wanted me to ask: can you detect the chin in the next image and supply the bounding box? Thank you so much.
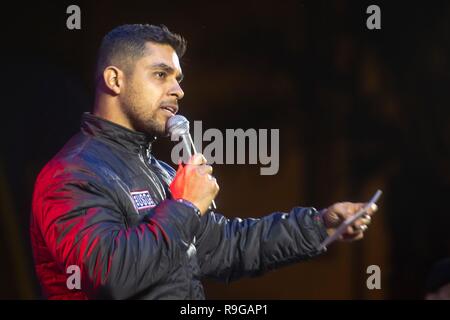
[145,121,166,137]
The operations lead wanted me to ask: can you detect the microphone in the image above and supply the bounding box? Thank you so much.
[166,115,217,210]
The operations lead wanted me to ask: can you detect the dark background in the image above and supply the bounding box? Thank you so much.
[0,0,449,299]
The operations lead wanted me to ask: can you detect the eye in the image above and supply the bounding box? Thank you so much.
[155,71,167,79]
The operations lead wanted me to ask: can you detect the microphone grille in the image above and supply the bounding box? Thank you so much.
[166,115,190,139]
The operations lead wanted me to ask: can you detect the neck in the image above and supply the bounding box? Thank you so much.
[93,93,135,131]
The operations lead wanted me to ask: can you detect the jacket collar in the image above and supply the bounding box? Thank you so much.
[81,112,157,154]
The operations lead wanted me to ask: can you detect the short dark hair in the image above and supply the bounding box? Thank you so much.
[95,24,187,82]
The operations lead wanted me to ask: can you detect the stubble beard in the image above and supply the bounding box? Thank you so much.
[120,89,166,138]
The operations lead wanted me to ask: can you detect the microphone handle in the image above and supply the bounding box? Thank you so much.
[182,134,217,210]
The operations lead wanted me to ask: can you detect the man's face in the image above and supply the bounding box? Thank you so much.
[120,42,184,136]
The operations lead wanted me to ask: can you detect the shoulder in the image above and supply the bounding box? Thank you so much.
[35,133,113,188]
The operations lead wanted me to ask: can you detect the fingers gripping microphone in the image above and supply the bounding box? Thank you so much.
[166,115,217,210]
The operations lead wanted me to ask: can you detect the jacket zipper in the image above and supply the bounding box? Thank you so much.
[139,145,166,201]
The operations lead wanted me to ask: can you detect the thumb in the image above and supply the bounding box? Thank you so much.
[170,161,184,192]
[176,161,184,175]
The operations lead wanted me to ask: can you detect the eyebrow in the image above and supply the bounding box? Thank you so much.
[148,63,184,82]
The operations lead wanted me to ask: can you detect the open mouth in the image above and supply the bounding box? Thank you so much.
[160,105,178,116]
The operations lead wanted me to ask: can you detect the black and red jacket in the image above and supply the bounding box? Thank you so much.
[30,112,328,299]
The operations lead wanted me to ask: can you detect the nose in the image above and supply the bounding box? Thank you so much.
[169,81,184,101]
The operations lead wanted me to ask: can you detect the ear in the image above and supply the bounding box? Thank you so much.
[102,66,123,95]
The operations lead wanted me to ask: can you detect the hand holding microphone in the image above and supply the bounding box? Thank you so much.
[167,115,218,214]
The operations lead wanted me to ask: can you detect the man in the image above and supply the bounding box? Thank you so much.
[30,24,376,299]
